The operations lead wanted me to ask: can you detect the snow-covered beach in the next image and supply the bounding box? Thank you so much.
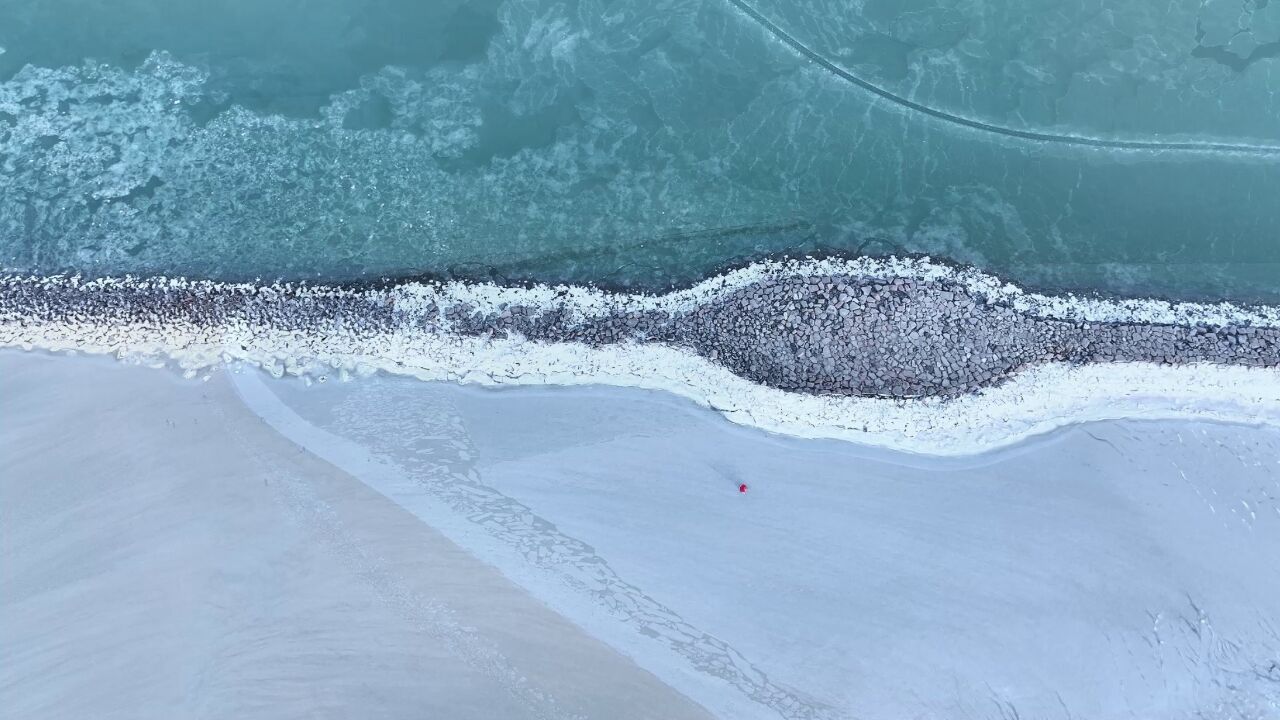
[0,353,714,720]
[5,351,1278,719]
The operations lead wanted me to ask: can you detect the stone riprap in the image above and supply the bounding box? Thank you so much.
[667,276,1280,397]
[3,271,1278,399]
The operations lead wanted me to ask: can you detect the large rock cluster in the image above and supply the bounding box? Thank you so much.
[666,275,1280,397]
[4,272,1279,399]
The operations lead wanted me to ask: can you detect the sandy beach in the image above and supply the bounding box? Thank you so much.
[4,351,1279,719]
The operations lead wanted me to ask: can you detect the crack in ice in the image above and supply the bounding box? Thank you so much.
[723,0,1280,156]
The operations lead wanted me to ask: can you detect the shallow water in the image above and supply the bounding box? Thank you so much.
[3,0,1280,300]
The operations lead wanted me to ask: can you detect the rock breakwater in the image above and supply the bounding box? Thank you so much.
[4,261,1279,400]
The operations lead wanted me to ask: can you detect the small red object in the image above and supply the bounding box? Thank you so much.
[738,483,748,494]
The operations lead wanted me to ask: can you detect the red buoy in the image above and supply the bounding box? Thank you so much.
[738,483,748,494]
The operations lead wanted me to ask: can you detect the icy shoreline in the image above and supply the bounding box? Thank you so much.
[4,257,1280,455]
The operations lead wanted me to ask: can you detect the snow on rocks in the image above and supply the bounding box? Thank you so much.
[4,258,1280,454]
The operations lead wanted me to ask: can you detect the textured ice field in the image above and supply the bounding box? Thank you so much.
[5,0,1280,299]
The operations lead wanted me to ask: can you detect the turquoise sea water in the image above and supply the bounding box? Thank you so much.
[2,0,1279,300]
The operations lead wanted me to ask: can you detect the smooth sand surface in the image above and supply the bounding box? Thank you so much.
[0,352,714,720]
[4,350,1279,720]
[246,369,1280,720]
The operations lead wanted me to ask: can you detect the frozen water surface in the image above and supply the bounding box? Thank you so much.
[744,0,1280,142]
[1,0,1279,299]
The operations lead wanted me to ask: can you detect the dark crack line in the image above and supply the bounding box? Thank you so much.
[1084,429,1125,457]
[723,0,1280,156]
